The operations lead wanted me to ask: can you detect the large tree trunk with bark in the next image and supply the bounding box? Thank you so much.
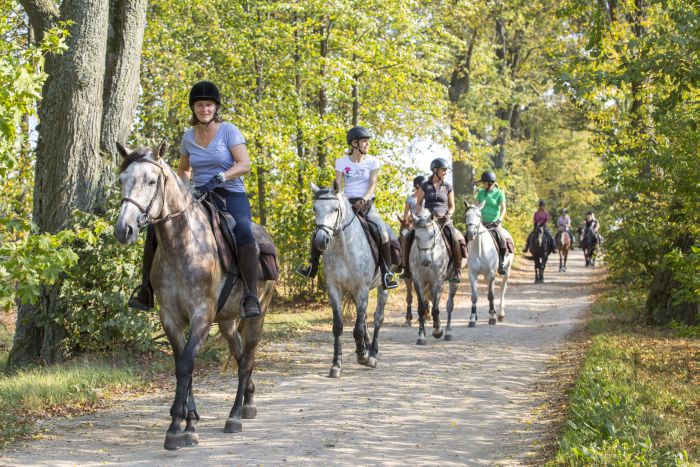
[8,0,147,371]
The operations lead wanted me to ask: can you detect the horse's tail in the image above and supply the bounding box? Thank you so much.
[342,292,355,322]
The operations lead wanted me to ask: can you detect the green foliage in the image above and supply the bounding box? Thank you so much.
[559,0,700,318]
[552,334,695,465]
[0,2,68,176]
[1,191,159,354]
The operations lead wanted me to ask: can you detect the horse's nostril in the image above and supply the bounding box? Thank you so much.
[126,225,134,240]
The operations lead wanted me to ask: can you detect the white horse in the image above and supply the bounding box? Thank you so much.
[410,209,458,345]
[310,183,388,378]
[464,204,513,327]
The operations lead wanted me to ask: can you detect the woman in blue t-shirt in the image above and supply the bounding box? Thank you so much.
[128,81,261,319]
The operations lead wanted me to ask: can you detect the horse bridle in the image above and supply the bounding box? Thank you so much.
[465,206,492,237]
[313,196,357,238]
[120,159,194,227]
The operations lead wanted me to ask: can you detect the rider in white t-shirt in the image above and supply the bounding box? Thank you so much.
[296,126,399,289]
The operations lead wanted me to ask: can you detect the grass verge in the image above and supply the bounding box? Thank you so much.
[549,295,699,465]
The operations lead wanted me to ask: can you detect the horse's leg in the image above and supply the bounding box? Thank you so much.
[487,276,497,325]
[367,288,388,368]
[353,289,370,365]
[415,280,428,345]
[328,287,344,378]
[404,279,413,326]
[431,281,444,339]
[444,281,457,341]
[498,262,509,321]
[468,269,478,328]
[165,315,211,450]
[240,320,262,420]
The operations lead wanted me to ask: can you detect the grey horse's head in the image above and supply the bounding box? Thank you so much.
[412,208,438,266]
[464,200,485,241]
[310,182,350,252]
[115,141,168,245]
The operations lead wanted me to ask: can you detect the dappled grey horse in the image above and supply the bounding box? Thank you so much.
[464,204,513,327]
[309,183,388,378]
[410,209,458,345]
[114,143,276,450]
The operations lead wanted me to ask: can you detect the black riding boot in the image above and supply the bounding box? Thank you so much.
[128,225,156,310]
[380,241,399,290]
[238,243,262,320]
[399,230,414,280]
[295,238,321,279]
[498,250,506,275]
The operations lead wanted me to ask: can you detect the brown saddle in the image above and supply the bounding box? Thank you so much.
[355,214,401,267]
[201,197,279,281]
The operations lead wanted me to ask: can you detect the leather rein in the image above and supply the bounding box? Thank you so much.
[120,158,195,228]
[313,195,357,238]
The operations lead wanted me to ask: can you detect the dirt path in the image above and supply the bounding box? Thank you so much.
[1,250,604,466]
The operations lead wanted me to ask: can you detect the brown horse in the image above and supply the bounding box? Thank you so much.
[396,214,414,326]
[114,142,276,450]
[555,230,572,272]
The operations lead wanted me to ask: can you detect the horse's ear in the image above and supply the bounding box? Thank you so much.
[478,201,486,210]
[412,213,419,222]
[463,198,469,208]
[396,213,403,223]
[332,179,339,193]
[116,142,130,159]
[310,182,320,194]
[156,139,167,160]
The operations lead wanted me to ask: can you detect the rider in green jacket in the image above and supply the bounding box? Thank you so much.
[475,171,508,275]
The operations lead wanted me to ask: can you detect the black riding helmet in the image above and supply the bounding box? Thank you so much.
[346,126,373,145]
[480,171,496,183]
[430,158,450,171]
[413,175,426,188]
[189,81,221,107]
[538,200,546,207]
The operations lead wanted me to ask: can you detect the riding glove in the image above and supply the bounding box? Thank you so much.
[197,174,224,196]
[351,199,366,214]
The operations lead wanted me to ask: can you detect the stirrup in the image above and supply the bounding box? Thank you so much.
[240,293,262,320]
[128,285,153,311]
[383,272,399,289]
[294,263,314,279]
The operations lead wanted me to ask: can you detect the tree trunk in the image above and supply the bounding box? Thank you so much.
[9,0,147,371]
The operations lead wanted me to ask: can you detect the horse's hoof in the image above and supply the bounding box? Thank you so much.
[403,320,412,327]
[164,433,186,451]
[357,352,369,365]
[433,329,444,339]
[329,366,342,378]
[444,333,453,341]
[367,356,377,368]
[242,405,257,419]
[224,418,242,433]
[416,337,426,345]
[184,431,199,447]
[497,315,505,322]
[468,321,476,328]
[488,318,497,325]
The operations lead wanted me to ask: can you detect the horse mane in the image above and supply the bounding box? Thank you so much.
[312,187,337,200]
[119,147,154,173]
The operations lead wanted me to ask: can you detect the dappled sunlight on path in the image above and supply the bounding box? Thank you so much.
[0,250,604,466]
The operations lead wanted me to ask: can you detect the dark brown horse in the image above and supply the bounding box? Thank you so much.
[528,223,553,283]
[114,143,276,450]
[396,214,415,326]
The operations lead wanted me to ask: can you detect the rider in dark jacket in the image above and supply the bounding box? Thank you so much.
[404,158,464,282]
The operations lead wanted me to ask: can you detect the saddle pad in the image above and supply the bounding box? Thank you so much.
[357,215,380,265]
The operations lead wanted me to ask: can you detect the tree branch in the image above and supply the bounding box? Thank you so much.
[18,0,59,42]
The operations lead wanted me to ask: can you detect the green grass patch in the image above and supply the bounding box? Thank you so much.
[550,296,699,465]
[0,352,170,449]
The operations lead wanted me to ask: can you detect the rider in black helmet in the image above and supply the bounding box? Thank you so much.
[129,81,262,319]
[475,170,509,274]
[395,175,426,276]
[296,126,399,290]
[404,157,465,282]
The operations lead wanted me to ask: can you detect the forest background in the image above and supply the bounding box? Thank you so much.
[0,0,697,370]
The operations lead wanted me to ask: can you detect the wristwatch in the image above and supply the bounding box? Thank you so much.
[214,172,226,184]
